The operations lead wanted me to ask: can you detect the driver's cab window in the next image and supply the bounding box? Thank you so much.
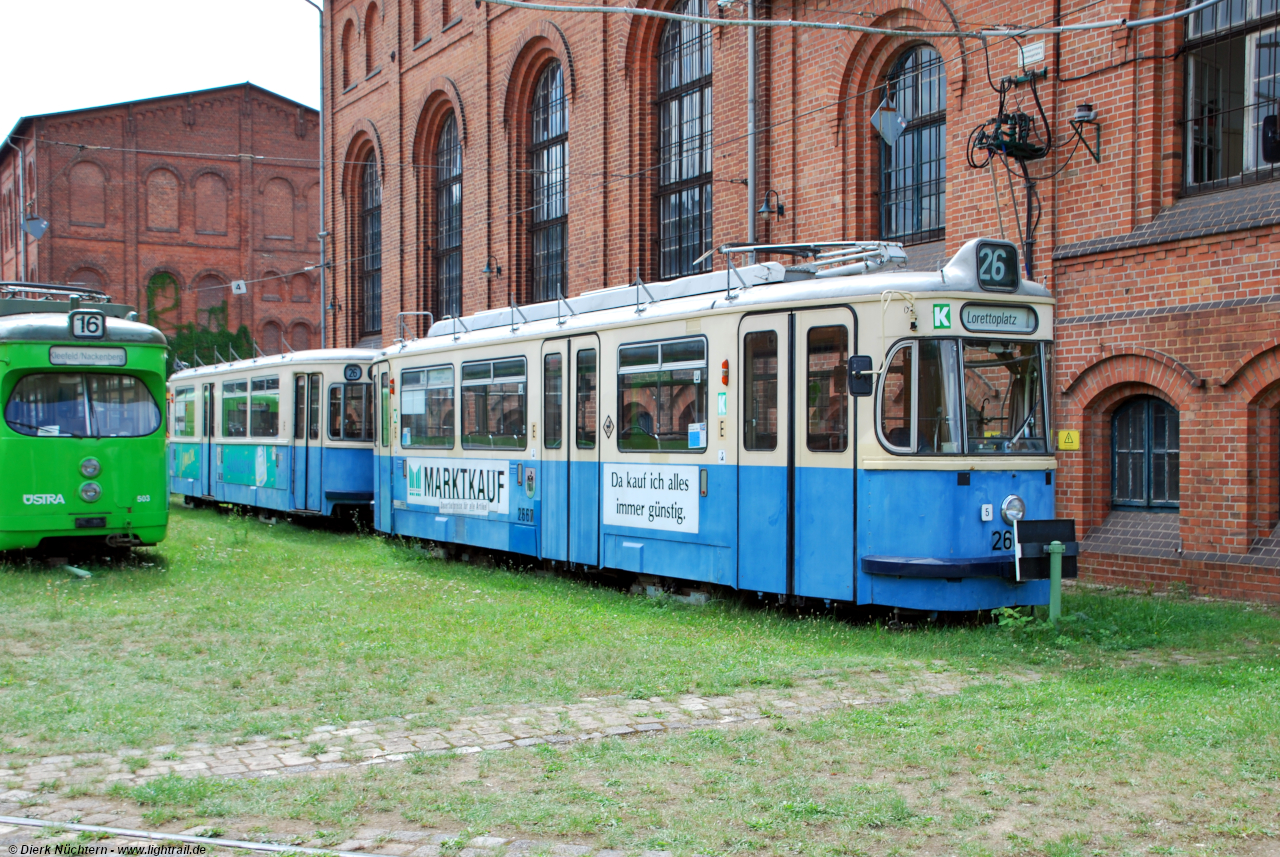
[878,337,1046,455]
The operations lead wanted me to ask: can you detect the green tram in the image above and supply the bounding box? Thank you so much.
[0,282,169,552]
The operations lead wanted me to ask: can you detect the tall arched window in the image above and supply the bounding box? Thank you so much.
[435,112,463,319]
[360,154,383,336]
[365,4,379,76]
[1113,396,1180,509]
[658,0,713,279]
[530,62,567,302]
[342,20,355,89]
[880,45,946,244]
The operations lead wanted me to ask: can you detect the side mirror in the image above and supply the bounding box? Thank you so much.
[848,355,874,397]
[1264,115,1280,163]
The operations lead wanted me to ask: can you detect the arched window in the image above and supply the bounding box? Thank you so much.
[146,169,180,232]
[359,153,383,336]
[657,0,713,279]
[290,273,312,303]
[261,322,284,355]
[196,274,230,331]
[289,323,312,351]
[435,112,463,318]
[530,62,567,302]
[263,178,295,239]
[1113,396,1180,509]
[365,4,379,77]
[68,268,103,288]
[195,173,228,235]
[880,45,946,244]
[342,20,355,88]
[69,162,106,227]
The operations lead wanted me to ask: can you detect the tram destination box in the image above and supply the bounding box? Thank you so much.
[1014,519,1079,581]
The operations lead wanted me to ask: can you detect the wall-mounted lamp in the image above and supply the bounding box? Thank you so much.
[756,189,785,222]
[482,255,503,277]
[1068,104,1102,163]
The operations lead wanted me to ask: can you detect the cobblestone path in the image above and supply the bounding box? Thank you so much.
[0,669,1032,856]
[0,804,688,857]
[0,669,1009,796]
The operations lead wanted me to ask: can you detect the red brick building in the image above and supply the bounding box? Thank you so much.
[1,83,323,356]
[323,0,1280,601]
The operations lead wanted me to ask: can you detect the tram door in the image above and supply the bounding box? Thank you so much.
[538,336,601,566]
[372,362,394,533]
[539,341,569,561]
[569,337,601,566]
[738,309,856,601]
[291,373,323,512]
[200,382,216,498]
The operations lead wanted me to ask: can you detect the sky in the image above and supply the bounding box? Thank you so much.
[1,0,321,137]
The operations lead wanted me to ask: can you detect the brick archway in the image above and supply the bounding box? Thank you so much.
[1061,353,1199,537]
[832,6,968,241]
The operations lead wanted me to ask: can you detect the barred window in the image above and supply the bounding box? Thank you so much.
[360,154,383,335]
[435,113,463,319]
[1184,0,1280,190]
[658,0,713,279]
[879,46,946,245]
[530,62,567,302]
[1113,397,1180,509]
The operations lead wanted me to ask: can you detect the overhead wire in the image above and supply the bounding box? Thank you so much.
[10,0,1191,305]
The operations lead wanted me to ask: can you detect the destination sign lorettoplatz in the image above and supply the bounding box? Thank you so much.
[960,303,1037,334]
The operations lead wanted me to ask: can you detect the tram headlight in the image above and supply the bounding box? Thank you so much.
[80,458,101,478]
[1000,494,1026,525]
[80,482,102,504]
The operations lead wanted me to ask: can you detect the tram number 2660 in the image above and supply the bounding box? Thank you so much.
[991,530,1014,551]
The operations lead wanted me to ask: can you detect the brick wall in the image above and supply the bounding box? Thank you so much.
[0,84,324,354]
[323,0,1280,601]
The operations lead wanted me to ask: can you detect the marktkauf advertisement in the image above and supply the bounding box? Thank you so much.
[405,458,510,516]
[602,463,700,534]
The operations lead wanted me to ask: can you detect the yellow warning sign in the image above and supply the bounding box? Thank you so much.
[1057,430,1081,451]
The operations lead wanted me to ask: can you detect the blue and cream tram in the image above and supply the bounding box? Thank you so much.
[374,237,1059,611]
[168,349,379,517]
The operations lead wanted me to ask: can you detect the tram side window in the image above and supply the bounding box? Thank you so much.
[743,331,777,451]
[250,377,280,438]
[402,366,455,448]
[328,383,374,441]
[222,380,248,438]
[173,386,196,437]
[880,344,914,451]
[5,373,160,439]
[544,354,562,449]
[461,358,527,450]
[576,349,597,449]
[617,336,707,452]
[807,326,848,452]
[293,377,307,440]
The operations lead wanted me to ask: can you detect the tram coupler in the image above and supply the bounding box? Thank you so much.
[1044,540,1065,622]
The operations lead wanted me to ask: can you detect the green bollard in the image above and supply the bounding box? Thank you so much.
[1044,540,1065,623]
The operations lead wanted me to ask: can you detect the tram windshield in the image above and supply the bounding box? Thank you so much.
[5,373,161,438]
[879,339,1048,455]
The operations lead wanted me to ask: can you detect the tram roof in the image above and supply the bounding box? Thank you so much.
[392,238,1050,356]
[169,347,382,382]
[0,312,166,346]
[0,281,138,320]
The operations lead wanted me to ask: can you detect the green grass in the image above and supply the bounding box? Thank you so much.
[111,657,1279,855]
[0,502,1273,755]
[2,498,1280,854]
